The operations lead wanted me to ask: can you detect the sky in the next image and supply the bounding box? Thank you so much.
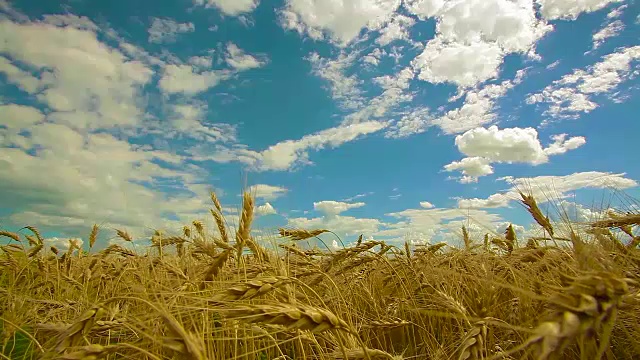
[1,0,639,250]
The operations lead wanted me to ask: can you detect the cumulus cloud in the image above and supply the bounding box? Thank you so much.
[193,0,260,16]
[148,18,195,44]
[411,0,551,87]
[543,133,587,156]
[280,0,401,45]
[0,19,153,130]
[44,237,84,251]
[537,0,623,20]
[0,104,45,130]
[457,171,637,208]
[188,55,214,69]
[456,126,548,164]
[255,202,277,216]
[405,0,446,19]
[527,45,640,119]
[420,201,435,209]
[444,157,494,184]
[0,14,238,244]
[225,43,266,70]
[444,126,586,182]
[376,14,416,46]
[412,39,503,87]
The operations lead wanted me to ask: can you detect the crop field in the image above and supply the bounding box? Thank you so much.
[1,191,639,360]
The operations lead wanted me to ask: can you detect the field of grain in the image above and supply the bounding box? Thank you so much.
[1,191,639,360]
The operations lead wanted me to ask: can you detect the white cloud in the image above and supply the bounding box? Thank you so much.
[0,104,45,130]
[0,19,153,130]
[376,14,415,46]
[411,0,551,87]
[606,4,627,18]
[412,39,503,87]
[41,14,99,31]
[546,60,560,69]
[0,16,232,243]
[148,18,195,44]
[444,126,586,182]
[0,56,42,93]
[167,102,237,142]
[458,193,511,209]
[528,45,640,119]
[362,48,386,66]
[543,133,587,156]
[343,192,374,201]
[385,107,431,138]
[537,0,623,20]
[557,200,606,222]
[194,0,260,16]
[249,184,289,201]
[255,202,277,216]
[342,67,415,125]
[592,20,624,49]
[307,51,364,110]
[188,55,214,69]
[443,157,494,183]
[437,0,552,54]
[204,121,388,171]
[314,201,365,216]
[455,126,548,164]
[159,64,230,95]
[260,121,387,170]
[457,171,637,208]
[384,206,505,242]
[44,237,84,251]
[420,201,435,209]
[288,214,382,237]
[226,43,266,70]
[285,200,377,238]
[430,78,522,134]
[405,0,446,19]
[280,0,401,45]
[0,0,28,22]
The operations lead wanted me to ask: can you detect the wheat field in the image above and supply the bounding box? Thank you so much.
[1,191,639,360]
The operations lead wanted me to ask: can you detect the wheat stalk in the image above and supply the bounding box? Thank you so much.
[520,192,554,237]
[88,224,99,250]
[279,228,330,241]
[225,303,353,334]
[0,230,21,242]
[212,276,293,301]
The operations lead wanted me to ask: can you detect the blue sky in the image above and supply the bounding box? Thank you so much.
[1,0,639,249]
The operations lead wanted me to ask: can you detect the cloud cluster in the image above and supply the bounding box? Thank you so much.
[148,18,195,44]
[411,0,551,87]
[0,14,257,242]
[280,0,401,45]
[537,0,623,20]
[444,126,586,182]
[204,121,388,171]
[193,0,260,16]
[527,45,640,119]
[458,171,637,208]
